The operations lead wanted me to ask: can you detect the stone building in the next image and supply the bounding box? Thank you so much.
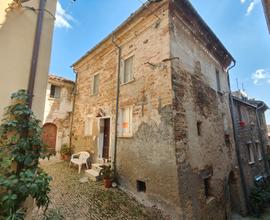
[43,75,74,153]
[0,0,57,121]
[71,0,239,219]
[231,91,269,212]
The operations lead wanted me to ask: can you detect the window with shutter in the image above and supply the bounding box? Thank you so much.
[50,85,61,99]
[121,56,134,84]
[118,107,133,137]
[84,117,93,136]
[92,74,100,95]
[247,143,255,164]
[255,142,262,160]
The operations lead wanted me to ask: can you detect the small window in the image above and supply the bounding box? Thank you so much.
[247,143,255,164]
[204,177,211,198]
[84,117,93,136]
[197,121,202,136]
[122,56,134,84]
[92,74,100,95]
[137,180,146,192]
[50,85,61,99]
[255,142,262,160]
[215,69,221,92]
[118,107,133,137]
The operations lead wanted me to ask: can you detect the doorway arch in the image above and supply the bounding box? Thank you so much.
[42,123,57,153]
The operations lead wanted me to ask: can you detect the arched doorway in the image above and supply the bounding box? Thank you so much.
[42,123,57,154]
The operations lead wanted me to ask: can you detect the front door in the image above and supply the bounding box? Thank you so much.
[42,123,57,153]
[102,118,110,159]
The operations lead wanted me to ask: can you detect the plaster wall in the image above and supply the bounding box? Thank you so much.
[43,78,74,152]
[0,0,56,121]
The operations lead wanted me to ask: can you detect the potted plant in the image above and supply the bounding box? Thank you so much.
[99,165,114,188]
[60,144,72,161]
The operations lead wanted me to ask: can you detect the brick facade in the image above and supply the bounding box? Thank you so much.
[71,1,242,219]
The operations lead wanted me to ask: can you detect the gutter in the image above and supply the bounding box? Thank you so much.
[227,60,250,213]
[112,34,121,174]
[69,70,78,149]
[27,0,47,108]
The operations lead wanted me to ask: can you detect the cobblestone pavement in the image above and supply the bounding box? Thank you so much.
[32,158,167,220]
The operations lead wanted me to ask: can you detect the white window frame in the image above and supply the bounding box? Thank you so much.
[118,107,133,137]
[247,143,255,164]
[92,73,100,95]
[255,141,263,161]
[84,116,93,136]
[120,55,134,85]
[215,69,221,92]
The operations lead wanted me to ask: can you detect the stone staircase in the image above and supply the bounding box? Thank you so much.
[85,163,103,181]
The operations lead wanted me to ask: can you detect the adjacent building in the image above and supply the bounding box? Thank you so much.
[43,75,75,153]
[231,91,269,212]
[71,0,240,219]
[0,0,57,121]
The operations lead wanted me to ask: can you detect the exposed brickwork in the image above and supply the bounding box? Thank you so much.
[71,0,238,219]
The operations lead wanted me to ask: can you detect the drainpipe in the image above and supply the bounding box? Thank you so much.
[69,70,78,149]
[112,34,121,173]
[227,60,250,213]
[255,103,270,175]
[27,0,47,108]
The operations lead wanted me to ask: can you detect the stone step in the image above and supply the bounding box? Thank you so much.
[91,163,103,173]
[85,169,101,182]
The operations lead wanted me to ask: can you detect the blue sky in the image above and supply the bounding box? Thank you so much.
[50,0,270,123]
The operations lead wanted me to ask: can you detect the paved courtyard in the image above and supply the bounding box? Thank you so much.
[32,158,167,220]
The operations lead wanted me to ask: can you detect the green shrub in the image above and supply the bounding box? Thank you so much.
[249,185,270,216]
[0,90,52,219]
[60,144,72,156]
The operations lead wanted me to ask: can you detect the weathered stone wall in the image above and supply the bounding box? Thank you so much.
[233,100,268,194]
[169,3,237,219]
[72,2,182,218]
[43,76,74,152]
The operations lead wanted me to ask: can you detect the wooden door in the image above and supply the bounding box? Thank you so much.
[42,123,57,153]
[102,119,110,159]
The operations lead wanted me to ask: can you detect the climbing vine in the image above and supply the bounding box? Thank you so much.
[0,90,51,219]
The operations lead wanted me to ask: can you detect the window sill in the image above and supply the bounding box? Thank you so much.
[249,162,255,165]
[121,78,135,86]
[258,158,263,162]
[118,136,133,139]
[217,91,223,96]
[48,97,60,100]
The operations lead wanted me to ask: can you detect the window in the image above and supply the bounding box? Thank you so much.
[50,85,61,99]
[197,121,202,136]
[118,107,133,137]
[204,177,211,198]
[215,69,221,92]
[247,143,255,164]
[121,56,134,84]
[92,74,100,95]
[84,117,93,136]
[255,142,262,160]
[137,180,146,192]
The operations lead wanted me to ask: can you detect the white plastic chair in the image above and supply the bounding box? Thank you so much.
[69,151,90,174]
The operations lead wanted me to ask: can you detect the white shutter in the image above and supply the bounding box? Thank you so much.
[120,59,124,84]
[118,109,123,136]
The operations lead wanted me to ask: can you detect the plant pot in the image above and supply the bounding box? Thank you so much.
[63,155,70,161]
[103,178,112,188]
